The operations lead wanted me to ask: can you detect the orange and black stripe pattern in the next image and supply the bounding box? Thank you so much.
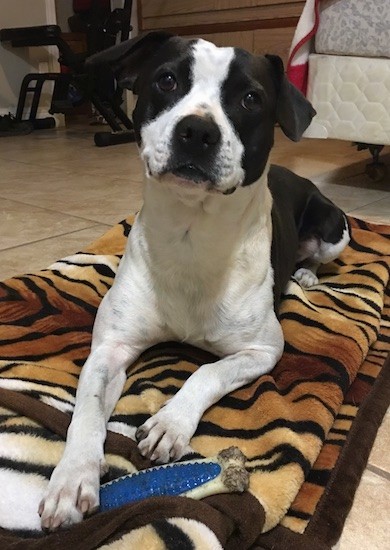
[0,216,388,539]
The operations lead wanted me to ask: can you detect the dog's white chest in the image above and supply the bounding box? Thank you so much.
[129,182,276,356]
[157,254,275,356]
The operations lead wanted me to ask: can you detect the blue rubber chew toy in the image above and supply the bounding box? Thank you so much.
[99,446,248,512]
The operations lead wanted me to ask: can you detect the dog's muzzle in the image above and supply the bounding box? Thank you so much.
[170,115,221,184]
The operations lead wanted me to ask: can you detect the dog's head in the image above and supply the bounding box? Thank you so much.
[88,33,315,195]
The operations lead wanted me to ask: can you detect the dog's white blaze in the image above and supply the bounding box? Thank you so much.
[140,39,245,191]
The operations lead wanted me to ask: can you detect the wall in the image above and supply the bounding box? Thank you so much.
[137,0,302,65]
[0,0,58,115]
[55,0,73,33]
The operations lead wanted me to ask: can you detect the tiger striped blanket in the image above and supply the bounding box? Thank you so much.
[0,216,389,549]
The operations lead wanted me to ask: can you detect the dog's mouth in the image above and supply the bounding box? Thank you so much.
[170,164,213,184]
[158,164,236,195]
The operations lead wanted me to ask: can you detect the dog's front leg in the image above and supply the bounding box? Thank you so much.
[136,344,283,464]
[39,341,137,531]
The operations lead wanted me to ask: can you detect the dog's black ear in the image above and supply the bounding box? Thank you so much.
[266,54,316,141]
[86,31,173,91]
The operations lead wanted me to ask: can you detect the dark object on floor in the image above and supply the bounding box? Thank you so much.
[0,0,135,147]
[355,142,388,182]
[0,113,34,137]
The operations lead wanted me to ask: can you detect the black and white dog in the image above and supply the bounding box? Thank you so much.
[39,32,350,530]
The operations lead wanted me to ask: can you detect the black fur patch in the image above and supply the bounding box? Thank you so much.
[221,50,277,186]
[132,39,194,143]
[152,519,195,550]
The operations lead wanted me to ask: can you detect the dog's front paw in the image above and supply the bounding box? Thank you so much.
[136,406,196,464]
[294,267,319,288]
[39,454,107,531]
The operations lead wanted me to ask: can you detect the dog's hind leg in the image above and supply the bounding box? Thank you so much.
[294,211,350,289]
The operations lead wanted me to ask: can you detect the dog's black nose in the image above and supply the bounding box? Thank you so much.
[174,115,221,155]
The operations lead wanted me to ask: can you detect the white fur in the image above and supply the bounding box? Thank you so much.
[0,470,46,531]
[294,267,319,288]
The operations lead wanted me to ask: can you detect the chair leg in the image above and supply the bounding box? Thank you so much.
[15,74,36,121]
[109,98,133,130]
[29,79,45,120]
[90,93,122,132]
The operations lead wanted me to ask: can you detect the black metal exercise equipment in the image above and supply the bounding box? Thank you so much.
[0,1,135,147]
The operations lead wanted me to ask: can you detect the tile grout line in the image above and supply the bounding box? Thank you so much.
[0,193,130,226]
[366,463,390,482]
[0,165,144,181]
[347,194,390,216]
[0,224,108,254]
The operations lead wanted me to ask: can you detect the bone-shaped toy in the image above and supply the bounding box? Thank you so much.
[99,446,249,512]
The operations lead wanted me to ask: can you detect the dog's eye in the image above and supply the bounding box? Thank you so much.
[241,92,262,111]
[157,73,177,92]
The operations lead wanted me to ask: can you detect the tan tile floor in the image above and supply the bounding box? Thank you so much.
[0,125,389,547]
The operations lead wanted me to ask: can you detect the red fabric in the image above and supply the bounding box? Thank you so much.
[286,0,321,95]
[286,64,309,96]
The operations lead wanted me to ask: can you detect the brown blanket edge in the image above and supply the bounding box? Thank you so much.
[305,352,390,547]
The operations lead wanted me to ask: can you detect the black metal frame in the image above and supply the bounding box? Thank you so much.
[0,1,135,147]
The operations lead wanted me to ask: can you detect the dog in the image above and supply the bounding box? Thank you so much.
[39,32,350,531]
